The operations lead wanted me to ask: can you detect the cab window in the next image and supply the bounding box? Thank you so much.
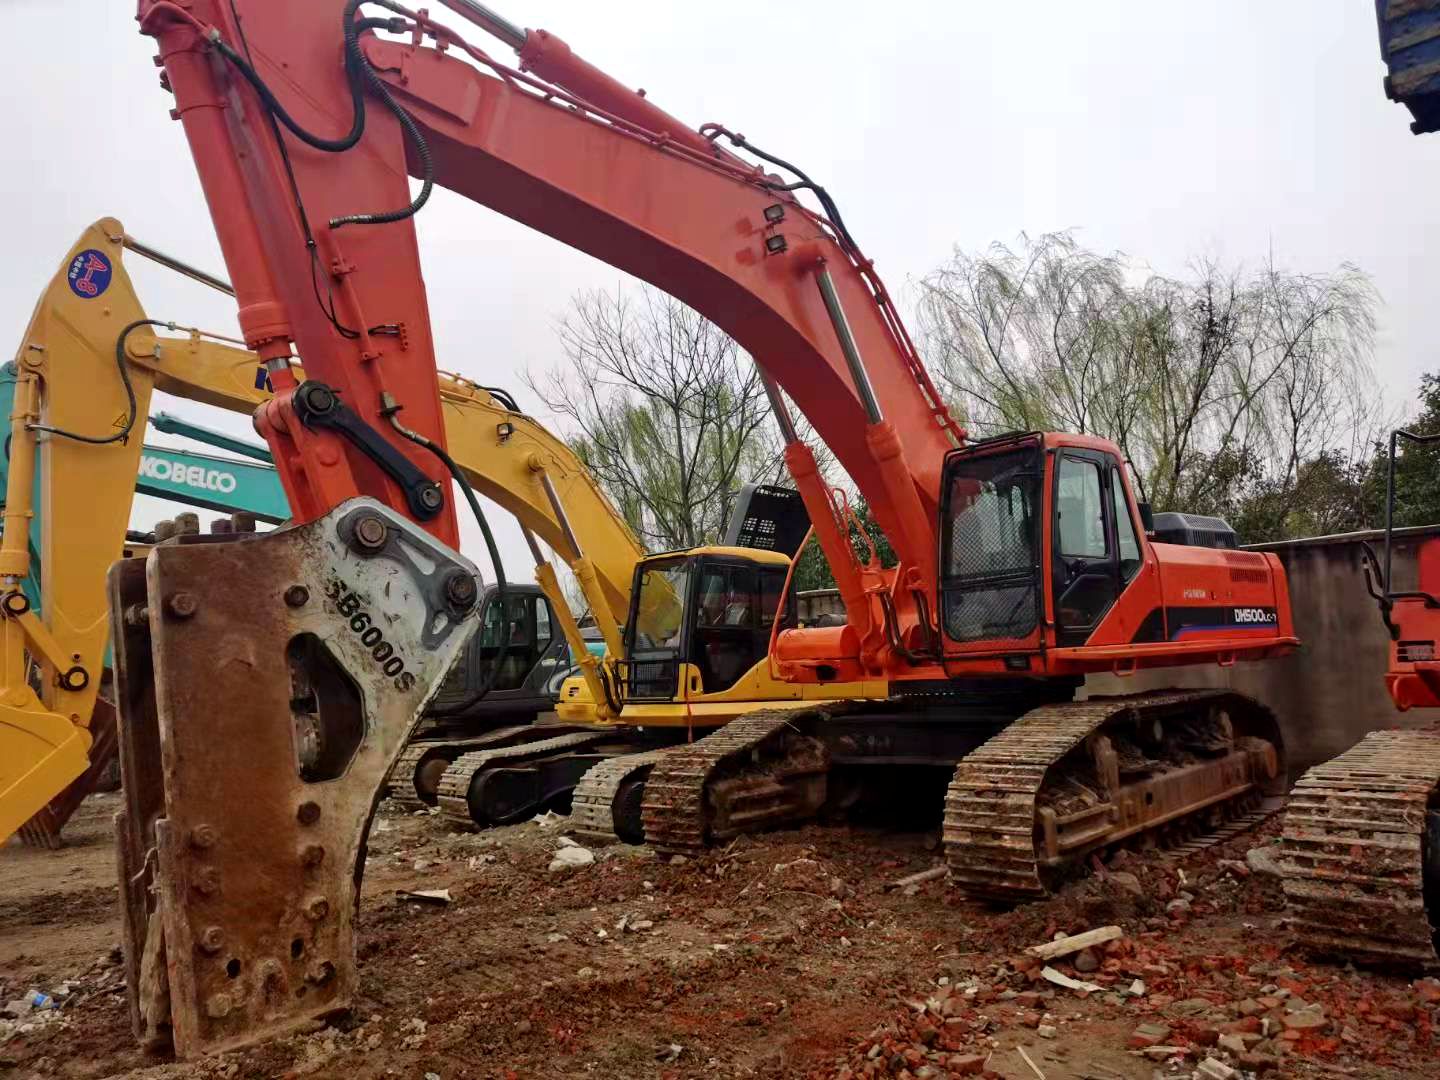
[1110,474,1141,581]
[1057,457,1108,559]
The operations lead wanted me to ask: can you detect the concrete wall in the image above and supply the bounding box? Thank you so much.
[796,527,1440,781]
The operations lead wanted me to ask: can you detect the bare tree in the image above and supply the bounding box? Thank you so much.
[917,234,1382,532]
[527,285,782,551]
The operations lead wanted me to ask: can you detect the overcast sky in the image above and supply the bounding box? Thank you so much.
[4,1,1437,584]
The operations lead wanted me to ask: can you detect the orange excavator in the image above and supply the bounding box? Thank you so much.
[121,0,1297,1055]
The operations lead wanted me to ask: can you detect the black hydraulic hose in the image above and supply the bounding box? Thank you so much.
[329,1,434,227]
[212,2,434,228]
[705,128,860,255]
[385,406,513,716]
[29,320,147,445]
[210,31,368,153]
[481,386,522,412]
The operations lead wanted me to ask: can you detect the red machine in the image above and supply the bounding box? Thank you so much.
[122,0,1300,1055]
[1277,431,1440,972]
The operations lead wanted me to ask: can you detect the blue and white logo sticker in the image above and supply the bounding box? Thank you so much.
[67,249,113,299]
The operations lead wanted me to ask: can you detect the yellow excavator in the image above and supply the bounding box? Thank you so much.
[1,218,873,848]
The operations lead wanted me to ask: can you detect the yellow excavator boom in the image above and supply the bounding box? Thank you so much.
[1,218,653,844]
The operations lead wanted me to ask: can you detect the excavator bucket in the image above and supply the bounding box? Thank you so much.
[0,699,91,842]
[16,699,118,848]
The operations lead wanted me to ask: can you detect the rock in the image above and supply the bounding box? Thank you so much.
[1073,949,1100,973]
[1166,898,1192,916]
[1126,979,1146,997]
[548,846,595,872]
[1167,998,1212,1018]
[1127,1022,1173,1049]
[829,876,853,899]
[1281,1008,1327,1033]
[1140,1045,1187,1060]
[1245,845,1284,878]
[948,1054,986,1075]
[1217,858,1250,878]
[1233,998,1263,1017]
[1218,1033,1248,1054]
[1380,999,1417,1022]
[576,967,595,979]
[515,1020,532,1034]
[1037,1024,1057,1038]
[1239,1052,1280,1072]
[1196,1057,1236,1080]
[1020,1010,1042,1028]
[1107,871,1145,899]
[424,1073,441,1080]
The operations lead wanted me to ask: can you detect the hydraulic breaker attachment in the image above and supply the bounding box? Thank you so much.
[109,498,480,1057]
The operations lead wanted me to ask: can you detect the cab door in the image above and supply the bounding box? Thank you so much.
[1051,451,1121,645]
[688,559,760,694]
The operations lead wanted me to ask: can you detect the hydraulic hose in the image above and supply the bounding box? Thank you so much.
[383,399,512,716]
[28,320,148,445]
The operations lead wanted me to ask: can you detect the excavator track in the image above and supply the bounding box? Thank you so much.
[1279,728,1440,971]
[945,690,1281,902]
[571,749,673,844]
[641,708,829,858]
[385,725,536,809]
[435,731,610,826]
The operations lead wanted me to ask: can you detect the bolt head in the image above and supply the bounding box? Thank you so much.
[204,992,232,1019]
[190,823,219,850]
[444,570,478,612]
[166,592,199,620]
[284,585,310,608]
[300,844,325,867]
[193,866,221,896]
[301,383,335,414]
[198,925,225,954]
[297,801,322,826]
[418,484,443,511]
[304,895,330,922]
[353,515,388,551]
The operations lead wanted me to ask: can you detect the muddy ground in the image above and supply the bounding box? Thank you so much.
[1,793,1436,1080]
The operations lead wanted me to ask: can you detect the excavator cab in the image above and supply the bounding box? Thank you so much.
[622,547,792,700]
[939,431,1294,673]
[422,584,570,733]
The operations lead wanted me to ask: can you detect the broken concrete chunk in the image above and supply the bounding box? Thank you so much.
[1040,966,1104,994]
[548,845,596,872]
[1026,925,1122,960]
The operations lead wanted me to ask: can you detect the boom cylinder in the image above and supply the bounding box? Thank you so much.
[758,369,799,444]
[814,266,883,425]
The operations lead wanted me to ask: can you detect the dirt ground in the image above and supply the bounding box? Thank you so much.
[1,793,1436,1080]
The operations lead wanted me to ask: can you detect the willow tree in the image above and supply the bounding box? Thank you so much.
[917,233,1382,539]
[528,285,783,551]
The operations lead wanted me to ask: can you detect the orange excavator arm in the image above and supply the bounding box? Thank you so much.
[136,0,963,681]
